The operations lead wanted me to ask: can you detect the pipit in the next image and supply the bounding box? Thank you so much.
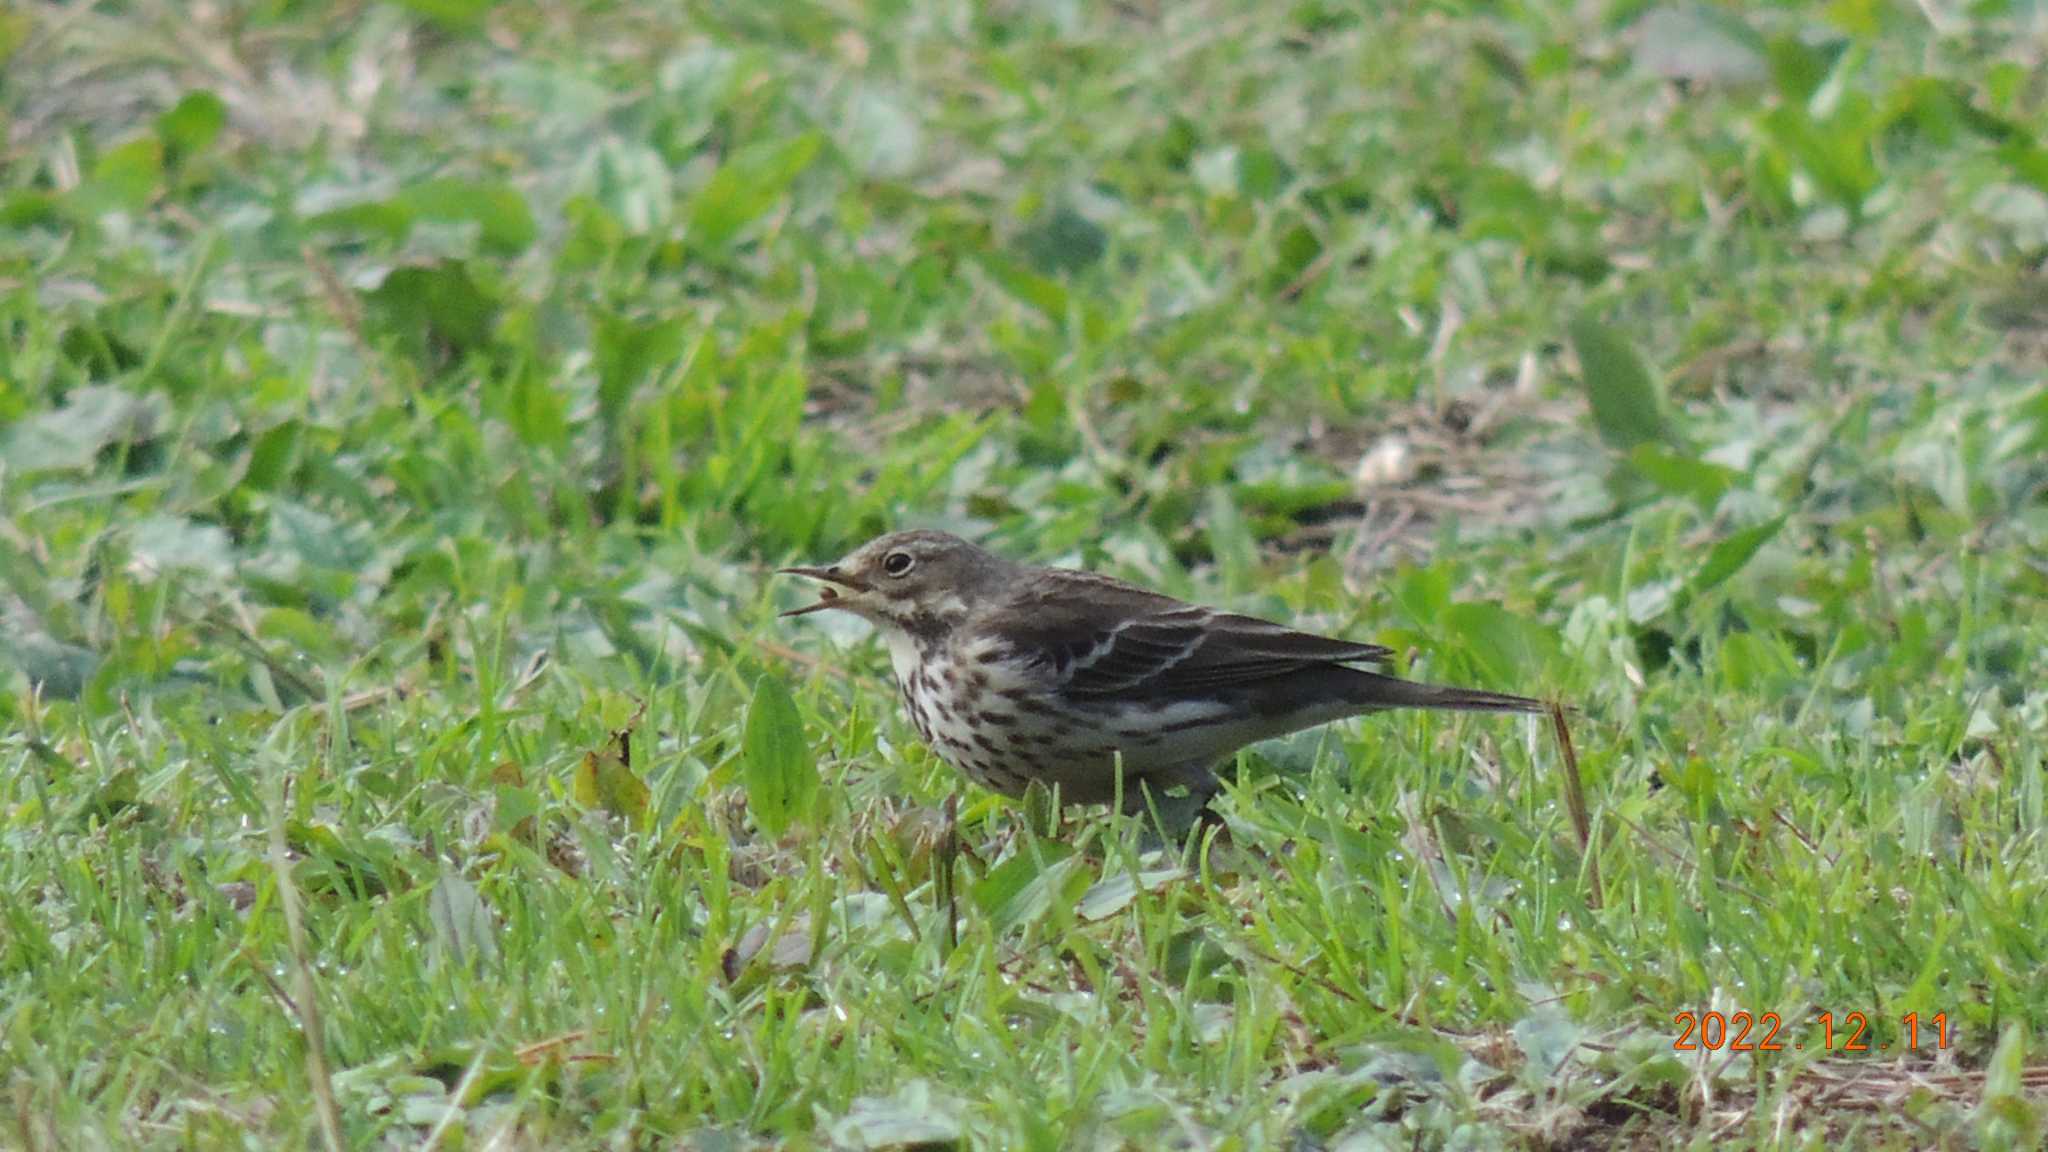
[780,530,1544,810]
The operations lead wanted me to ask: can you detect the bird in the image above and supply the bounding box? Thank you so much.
[779,529,1546,811]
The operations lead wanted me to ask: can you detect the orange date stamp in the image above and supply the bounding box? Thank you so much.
[1672,1011,1954,1053]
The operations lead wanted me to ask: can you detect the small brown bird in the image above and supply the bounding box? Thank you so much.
[781,530,1544,809]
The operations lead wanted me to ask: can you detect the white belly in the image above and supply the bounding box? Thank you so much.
[884,630,922,687]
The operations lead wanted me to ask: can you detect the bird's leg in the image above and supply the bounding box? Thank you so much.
[1123,767,1222,848]
[936,792,959,955]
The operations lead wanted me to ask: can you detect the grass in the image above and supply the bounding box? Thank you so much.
[3,0,2047,1147]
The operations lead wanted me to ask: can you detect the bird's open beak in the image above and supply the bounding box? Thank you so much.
[776,565,866,618]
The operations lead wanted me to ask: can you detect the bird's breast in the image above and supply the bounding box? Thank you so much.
[886,628,1250,802]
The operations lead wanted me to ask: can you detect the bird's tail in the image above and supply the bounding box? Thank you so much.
[1345,670,1547,714]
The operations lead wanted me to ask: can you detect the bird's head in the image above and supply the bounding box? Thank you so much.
[778,530,1010,637]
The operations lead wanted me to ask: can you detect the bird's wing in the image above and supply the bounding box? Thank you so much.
[997,572,1391,701]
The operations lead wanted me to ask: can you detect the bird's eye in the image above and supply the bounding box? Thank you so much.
[882,551,915,577]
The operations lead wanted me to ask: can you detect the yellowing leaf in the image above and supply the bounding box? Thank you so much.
[492,760,537,841]
[573,724,648,823]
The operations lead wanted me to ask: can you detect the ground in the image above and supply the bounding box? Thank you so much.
[2,0,2047,1148]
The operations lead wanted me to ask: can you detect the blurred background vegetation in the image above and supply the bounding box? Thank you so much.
[2,0,2045,1147]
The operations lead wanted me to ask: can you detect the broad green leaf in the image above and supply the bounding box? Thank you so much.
[1389,561,1454,627]
[1977,1023,2033,1142]
[389,0,496,30]
[971,843,1081,932]
[400,179,537,253]
[1163,925,1235,991]
[72,137,163,216]
[0,385,167,475]
[1016,204,1107,274]
[288,820,402,898]
[0,633,98,700]
[1998,142,2048,196]
[1761,101,1879,212]
[594,314,686,427]
[1659,756,1721,809]
[1512,1005,1584,1078]
[827,1081,964,1149]
[582,140,672,234]
[1690,516,1786,596]
[257,607,340,663]
[363,261,499,357]
[978,253,1068,321]
[1442,602,1560,685]
[1983,1022,2025,1103]
[1570,315,1677,452]
[1883,76,2021,149]
[1204,487,1257,595]
[156,91,226,165]
[1718,632,1797,695]
[1075,867,1181,922]
[1632,6,1767,85]
[427,871,499,967]
[505,364,569,452]
[2020,384,2048,456]
[1019,779,1060,838]
[128,515,233,579]
[302,198,412,244]
[0,190,60,228]
[1266,216,1323,290]
[1238,146,1291,200]
[1235,443,1351,515]
[1765,34,1835,104]
[1629,444,1740,508]
[688,133,823,252]
[838,85,921,179]
[77,768,143,825]
[1458,167,1608,280]
[249,501,375,598]
[242,420,302,491]
[742,676,817,836]
[309,180,536,254]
